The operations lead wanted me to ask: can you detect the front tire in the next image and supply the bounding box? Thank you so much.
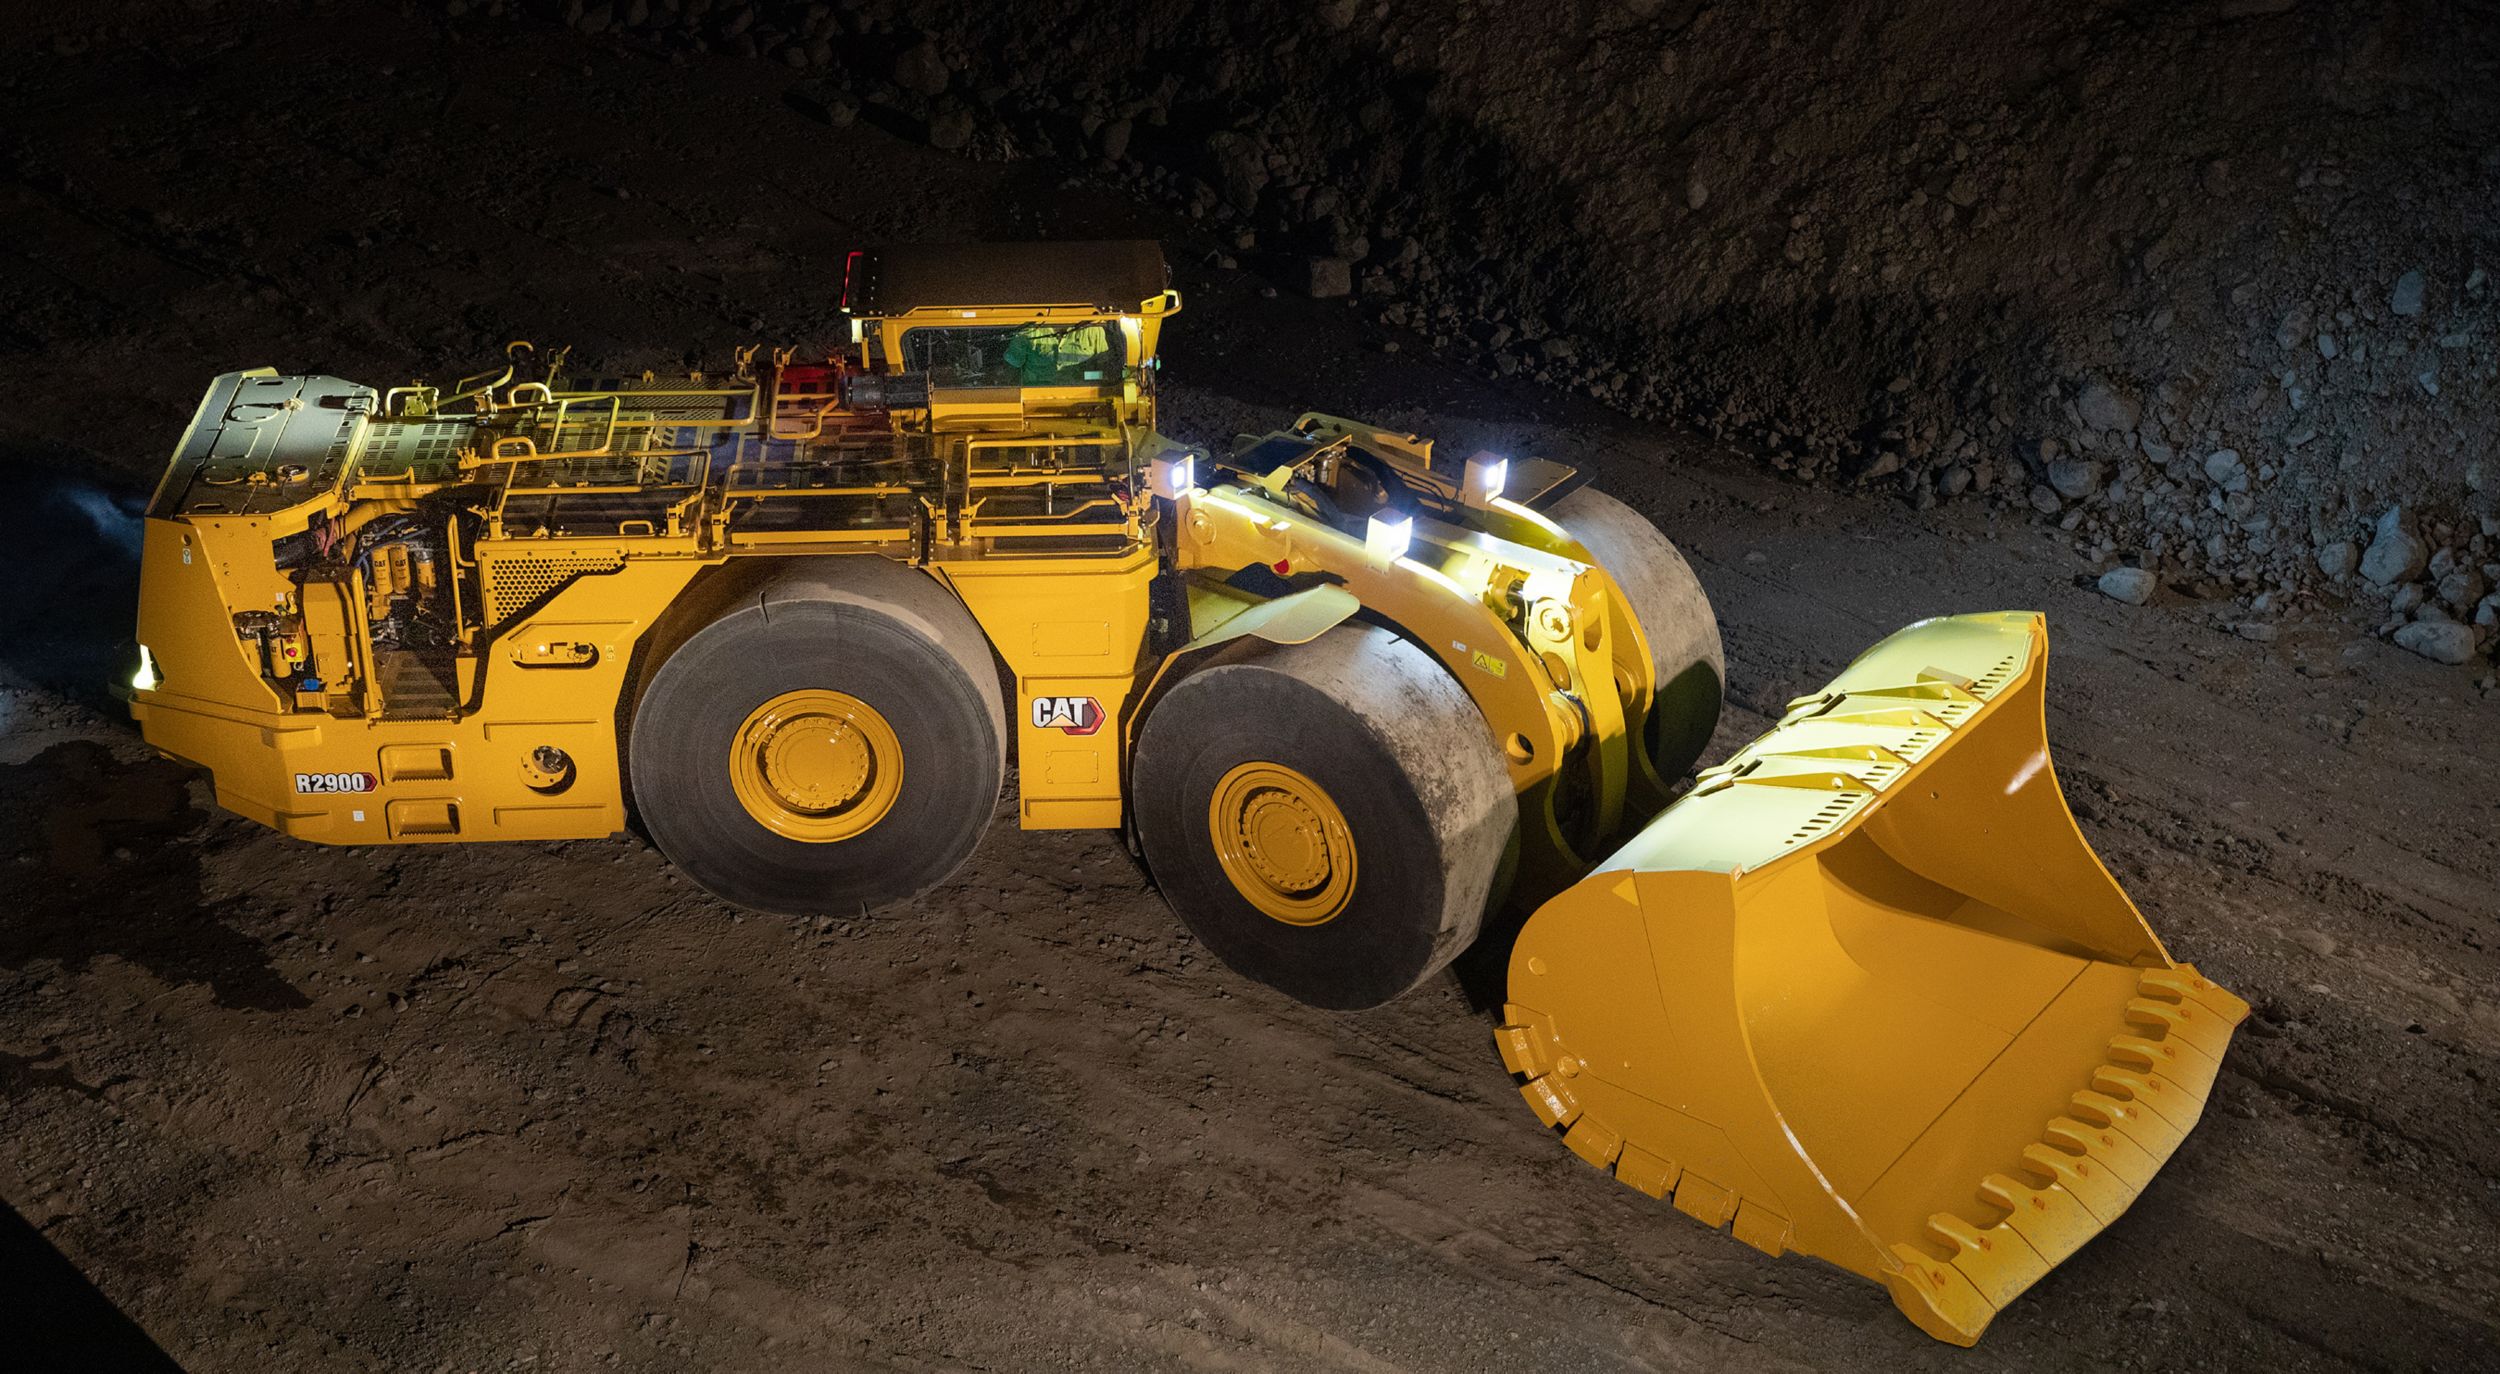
[1551,487,1724,792]
[627,559,1005,915]
[1131,625,1517,1010]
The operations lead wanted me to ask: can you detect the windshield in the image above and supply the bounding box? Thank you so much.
[900,323,1124,388]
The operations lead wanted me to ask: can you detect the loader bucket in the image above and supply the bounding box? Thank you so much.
[1495,612,2246,1345]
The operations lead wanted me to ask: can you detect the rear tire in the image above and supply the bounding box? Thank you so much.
[1132,625,1516,1010]
[627,559,1005,916]
[1551,487,1724,789]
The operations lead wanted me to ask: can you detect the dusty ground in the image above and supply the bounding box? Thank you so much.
[3,9,2497,1372]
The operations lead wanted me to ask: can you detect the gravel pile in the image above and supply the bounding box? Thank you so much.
[487,0,2498,667]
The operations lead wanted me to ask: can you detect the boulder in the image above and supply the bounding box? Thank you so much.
[2047,457,2102,500]
[2076,382,2140,436]
[1202,131,1268,213]
[1297,256,1352,299]
[2098,566,2157,605]
[925,105,976,151]
[893,41,950,98]
[2393,619,2476,665]
[2440,567,2488,613]
[2360,506,2429,586]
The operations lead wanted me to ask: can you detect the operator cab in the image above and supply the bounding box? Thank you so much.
[838,240,1179,428]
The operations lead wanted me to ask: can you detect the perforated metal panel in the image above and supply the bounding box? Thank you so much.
[481,553,626,623]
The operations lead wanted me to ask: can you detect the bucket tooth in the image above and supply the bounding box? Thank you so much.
[1882,1242,1998,1347]
[2044,1115,2161,1192]
[1976,1170,2100,1269]
[1671,1173,1739,1231]
[1497,612,2248,1346]
[1563,1115,1625,1169]
[1919,1210,2048,1312]
[1520,1071,1581,1130]
[2018,1142,2133,1221]
[2070,1086,2188,1163]
[1731,1200,1792,1258]
[1614,1144,1680,1200]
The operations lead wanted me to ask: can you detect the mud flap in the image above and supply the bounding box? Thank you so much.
[1494,611,2248,1345]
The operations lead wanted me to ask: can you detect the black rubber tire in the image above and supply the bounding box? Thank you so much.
[627,558,1005,916]
[1132,624,1517,1011]
[1551,487,1725,788]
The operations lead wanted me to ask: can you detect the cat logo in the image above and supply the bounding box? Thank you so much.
[1030,695,1105,736]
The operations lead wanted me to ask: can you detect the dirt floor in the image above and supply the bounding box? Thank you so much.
[2,9,2497,1372]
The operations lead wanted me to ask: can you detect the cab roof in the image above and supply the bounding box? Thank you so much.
[841,241,1168,316]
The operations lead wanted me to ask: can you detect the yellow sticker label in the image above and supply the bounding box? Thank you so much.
[1470,649,1508,678]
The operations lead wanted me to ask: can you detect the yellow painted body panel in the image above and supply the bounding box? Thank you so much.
[133,508,709,843]
[929,547,1156,830]
[1498,612,2247,1345]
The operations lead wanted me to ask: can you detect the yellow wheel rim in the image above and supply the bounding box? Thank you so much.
[1207,762,1357,926]
[728,689,903,842]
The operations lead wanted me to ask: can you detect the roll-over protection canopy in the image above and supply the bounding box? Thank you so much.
[842,241,1170,316]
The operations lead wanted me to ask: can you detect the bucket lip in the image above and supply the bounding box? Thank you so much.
[1592,611,2049,880]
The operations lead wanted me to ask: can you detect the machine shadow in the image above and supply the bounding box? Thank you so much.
[0,1194,185,1372]
[1449,898,1530,1016]
[0,739,309,1013]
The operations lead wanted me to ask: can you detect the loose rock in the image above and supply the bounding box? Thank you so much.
[1297,256,1353,299]
[2392,619,2476,665]
[1202,130,1266,212]
[2389,268,2426,317]
[2099,566,2157,604]
[2360,507,2429,586]
[925,105,976,151]
[894,42,950,98]
[2047,457,2101,500]
[2077,382,2140,435]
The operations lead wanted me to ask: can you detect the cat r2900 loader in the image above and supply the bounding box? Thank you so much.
[128,240,2245,1344]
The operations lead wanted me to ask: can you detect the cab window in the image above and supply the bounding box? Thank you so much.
[901,323,1122,387]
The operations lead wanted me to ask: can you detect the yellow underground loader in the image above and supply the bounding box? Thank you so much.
[126,241,2241,1343]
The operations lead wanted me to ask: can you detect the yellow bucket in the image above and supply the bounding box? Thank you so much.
[1497,612,2248,1344]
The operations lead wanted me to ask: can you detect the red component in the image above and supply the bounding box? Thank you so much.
[1272,559,1292,576]
[839,249,863,311]
[766,359,853,434]
[776,363,843,397]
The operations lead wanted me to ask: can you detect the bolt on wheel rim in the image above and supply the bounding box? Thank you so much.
[729,689,903,842]
[1207,761,1356,926]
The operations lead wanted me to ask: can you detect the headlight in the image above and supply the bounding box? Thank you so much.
[131,645,161,692]
[1462,453,1508,507]
[1365,512,1413,560]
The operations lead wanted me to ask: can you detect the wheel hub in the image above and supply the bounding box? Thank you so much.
[761,716,874,811]
[1208,762,1356,926]
[729,689,903,842]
